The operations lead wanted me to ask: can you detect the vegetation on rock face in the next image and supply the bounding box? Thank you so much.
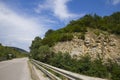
[0,44,27,61]
[33,12,120,47]
[30,12,120,80]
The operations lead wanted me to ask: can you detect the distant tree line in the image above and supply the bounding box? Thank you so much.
[0,43,27,61]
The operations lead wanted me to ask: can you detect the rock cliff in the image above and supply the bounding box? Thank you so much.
[53,29,120,62]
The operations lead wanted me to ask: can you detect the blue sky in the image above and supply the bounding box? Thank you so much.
[0,0,120,51]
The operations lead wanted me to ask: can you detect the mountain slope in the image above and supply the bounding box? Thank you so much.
[30,12,120,80]
[10,47,28,53]
[31,12,120,62]
[0,44,27,61]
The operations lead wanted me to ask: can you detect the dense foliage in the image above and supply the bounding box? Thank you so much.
[0,44,27,61]
[30,45,120,80]
[30,12,120,80]
[57,53,120,80]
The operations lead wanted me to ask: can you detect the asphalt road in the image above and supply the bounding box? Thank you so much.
[0,58,32,80]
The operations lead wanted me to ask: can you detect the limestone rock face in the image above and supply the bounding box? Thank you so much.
[53,30,120,62]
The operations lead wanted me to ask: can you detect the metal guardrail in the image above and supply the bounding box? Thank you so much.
[31,59,107,80]
[31,60,62,80]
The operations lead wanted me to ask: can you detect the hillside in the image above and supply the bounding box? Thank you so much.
[10,47,28,54]
[0,44,27,61]
[53,29,120,62]
[31,12,120,62]
[30,12,120,80]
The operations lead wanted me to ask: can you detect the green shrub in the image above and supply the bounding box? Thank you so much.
[94,30,100,36]
[59,34,73,42]
[45,29,54,37]
[37,45,53,62]
[35,51,120,79]
[78,33,85,40]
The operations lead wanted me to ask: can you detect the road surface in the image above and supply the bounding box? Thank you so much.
[0,58,32,80]
[0,58,107,80]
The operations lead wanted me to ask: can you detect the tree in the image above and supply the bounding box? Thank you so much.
[45,29,54,37]
[37,45,52,62]
[30,37,42,49]
[0,43,2,46]
[30,36,42,59]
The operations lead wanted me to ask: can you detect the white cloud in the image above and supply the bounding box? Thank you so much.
[35,0,80,21]
[107,0,120,5]
[0,3,48,51]
[112,0,120,5]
